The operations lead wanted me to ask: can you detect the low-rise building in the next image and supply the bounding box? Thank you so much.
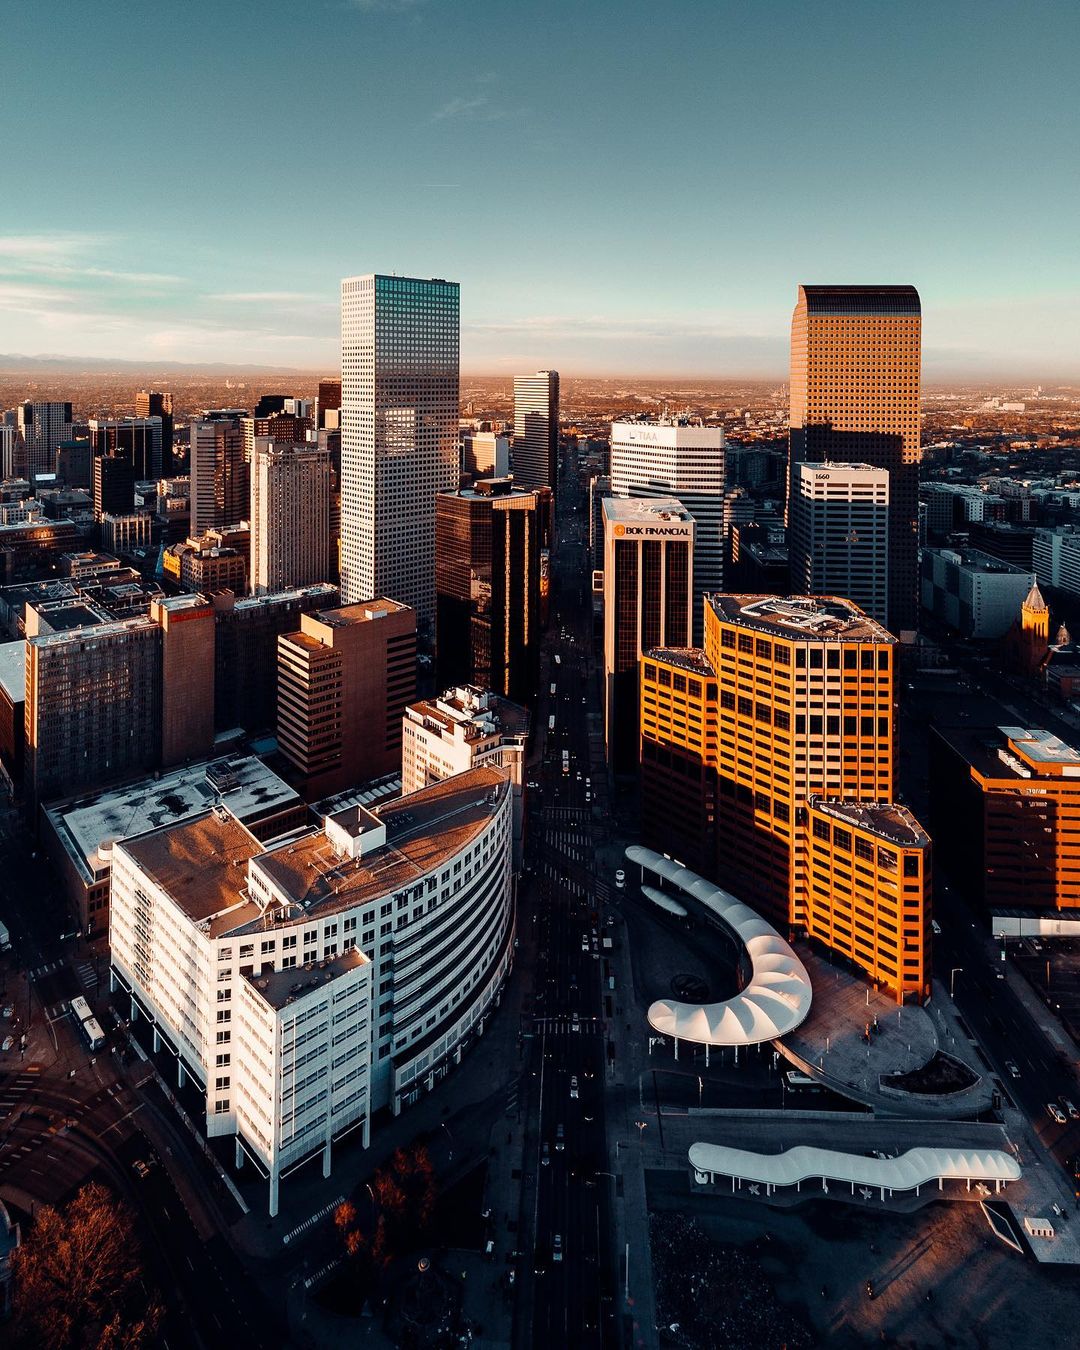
[931,724,1080,912]
[42,753,305,934]
[109,764,514,1215]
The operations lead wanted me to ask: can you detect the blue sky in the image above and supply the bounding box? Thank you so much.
[1,0,1077,377]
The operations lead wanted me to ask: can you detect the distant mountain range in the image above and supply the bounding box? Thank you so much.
[0,353,317,376]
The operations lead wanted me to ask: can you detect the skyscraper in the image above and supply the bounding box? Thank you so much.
[340,274,460,633]
[639,594,931,1002]
[135,391,174,475]
[601,496,694,775]
[89,417,163,481]
[435,478,550,705]
[317,378,342,430]
[610,418,726,643]
[92,450,136,521]
[151,594,215,766]
[190,410,248,538]
[788,285,922,632]
[17,402,72,479]
[250,439,332,595]
[789,461,890,626]
[512,371,559,492]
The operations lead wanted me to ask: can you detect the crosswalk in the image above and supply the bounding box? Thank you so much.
[0,1064,42,1120]
[29,960,62,980]
[505,1076,521,1117]
[75,959,98,993]
[531,1015,602,1035]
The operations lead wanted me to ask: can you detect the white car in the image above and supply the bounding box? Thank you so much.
[1047,1102,1067,1125]
[615,869,625,889]
[585,792,592,802]
[570,1075,579,1099]
[931,920,942,936]
[553,1234,563,1262]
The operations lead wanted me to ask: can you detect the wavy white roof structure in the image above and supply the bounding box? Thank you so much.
[628,845,812,1046]
[641,885,688,918]
[688,1142,1021,1191]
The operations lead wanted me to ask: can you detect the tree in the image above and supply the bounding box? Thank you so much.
[9,1182,163,1350]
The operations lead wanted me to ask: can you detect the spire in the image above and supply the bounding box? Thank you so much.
[1023,582,1048,613]
[1057,622,1072,647]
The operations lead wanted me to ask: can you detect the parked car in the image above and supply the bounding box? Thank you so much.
[1047,1102,1067,1125]
[1005,1060,1020,1078]
[1063,1099,1080,1121]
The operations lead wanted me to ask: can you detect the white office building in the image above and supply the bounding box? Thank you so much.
[17,401,72,479]
[512,371,560,492]
[1034,526,1080,600]
[250,439,332,595]
[920,548,1035,639]
[610,419,725,642]
[189,411,247,538]
[109,764,513,1216]
[340,274,460,632]
[461,431,510,481]
[402,685,529,867]
[789,462,890,627]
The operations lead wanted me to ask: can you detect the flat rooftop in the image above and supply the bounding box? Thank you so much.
[1000,726,1080,767]
[46,755,300,885]
[0,640,25,703]
[254,765,507,926]
[314,597,410,627]
[708,594,893,644]
[602,495,691,524]
[937,724,1080,783]
[121,810,263,932]
[644,647,715,676]
[929,547,1032,576]
[245,947,369,1012]
[810,798,930,848]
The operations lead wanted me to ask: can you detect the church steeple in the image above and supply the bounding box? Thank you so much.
[1022,583,1050,643]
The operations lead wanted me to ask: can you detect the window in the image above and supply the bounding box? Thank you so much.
[904,855,920,877]
[721,629,735,649]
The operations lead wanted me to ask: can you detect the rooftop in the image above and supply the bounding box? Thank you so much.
[927,547,1032,576]
[0,640,24,703]
[936,724,1080,783]
[708,594,893,644]
[407,685,530,742]
[254,765,507,926]
[602,495,692,524]
[644,647,715,676]
[47,755,300,886]
[245,947,369,1012]
[810,798,930,848]
[314,597,410,628]
[800,284,921,316]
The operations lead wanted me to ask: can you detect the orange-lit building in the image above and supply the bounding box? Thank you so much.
[789,285,922,632]
[931,724,1080,911]
[641,593,931,1002]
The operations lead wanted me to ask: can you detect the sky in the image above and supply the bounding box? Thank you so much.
[1,0,1078,378]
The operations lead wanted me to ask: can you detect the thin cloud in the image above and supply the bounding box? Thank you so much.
[209,291,329,303]
[0,234,106,259]
[433,94,493,122]
[346,0,426,12]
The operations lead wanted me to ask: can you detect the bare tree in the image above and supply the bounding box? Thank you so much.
[9,1182,163,1350]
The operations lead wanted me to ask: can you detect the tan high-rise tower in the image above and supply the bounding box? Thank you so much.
[789,285,921,633]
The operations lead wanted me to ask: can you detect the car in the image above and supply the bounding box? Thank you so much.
[615,869,626,889]
[1006,1060,1020,1078]
[571,1014,580,1033]
[581,938,589,952]
[132,1159,151,1180]
[1047,1102,1068,1125]
[1,1006,12,1020]
[553,1234,563,1262]
[931,920,942,936]
[581,696,586,704]
[541,1142,550,1166]
[1064,1100,1080,1121]
[1052,1202,1064,1218]
[1,1036,12,1052]
[555,1124,565,1151]
[570,1075,579,1099]
[585,776,591,786]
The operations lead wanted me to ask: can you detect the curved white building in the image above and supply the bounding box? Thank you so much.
[110,764,514,1215]
[628,846,812,1048]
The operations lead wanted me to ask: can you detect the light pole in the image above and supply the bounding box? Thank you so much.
[950,966,963,999]
[697,1076,703,1109]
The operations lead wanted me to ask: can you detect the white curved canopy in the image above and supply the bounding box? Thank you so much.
[641,884,688,918]
[628,845,812,1046]
[688,1141,1021,1191]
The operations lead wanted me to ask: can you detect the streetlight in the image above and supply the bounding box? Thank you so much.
[950,966,963,998]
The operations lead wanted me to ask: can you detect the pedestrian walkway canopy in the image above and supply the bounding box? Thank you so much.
[628,846,812,1046]
[641,884,688,918]
[689,1141,1021,1194]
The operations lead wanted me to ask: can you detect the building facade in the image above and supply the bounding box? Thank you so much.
[789,285,921,632]
[135,391,174,475]
[250,439,332,595]
[17,402,72,479]
[109,765,514,1215]
[340,274,460,632]
[402,684,529,866]
[152,595,215,767]
[920,547,1036,638]
[639,593,930,1002]
[190,411,248,539]
[512,371,560,493]
[602,496,694,775]
[434,479,548,706]
[931,724,1080,912]
[789,461,890,627]
[277,598,416,798]
[610,419,726,643]
[88,418,163,481]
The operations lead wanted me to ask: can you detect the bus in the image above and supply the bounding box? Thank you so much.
[785,1070,818,1089]
[70,995,105,1051]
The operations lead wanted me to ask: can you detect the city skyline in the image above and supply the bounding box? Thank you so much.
[2,1,1078,377]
